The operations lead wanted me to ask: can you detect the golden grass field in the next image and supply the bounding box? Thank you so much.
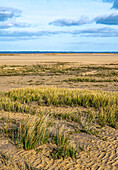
[0,53,118,170]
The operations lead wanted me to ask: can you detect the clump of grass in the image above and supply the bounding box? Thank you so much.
[10,114,50,150]
[79,115,99,135]
[81,66,118,71]
[20,114,50,150]
[52,110,82,123]
[91,70,118,77]
[51,126,77,159]
[97,106,118,128]
[3,116,77,160]
[0,96,37,114]
[65,77,118,82]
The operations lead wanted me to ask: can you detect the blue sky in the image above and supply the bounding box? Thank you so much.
[0,0,118,51]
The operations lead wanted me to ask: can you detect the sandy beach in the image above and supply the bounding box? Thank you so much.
[0,53,118,65]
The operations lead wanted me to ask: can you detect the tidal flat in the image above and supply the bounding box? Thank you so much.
[0,53,118,169]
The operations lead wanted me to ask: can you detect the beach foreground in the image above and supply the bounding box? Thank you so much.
[0,53,118,169]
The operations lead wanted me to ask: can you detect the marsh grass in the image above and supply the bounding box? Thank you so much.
[2,116,77,159]
[65,77,118,82]
[5,114,51,150]
[51,126,77,159]
[19,114,50,150]
[0,64,69,76]
[5,88,118,108]
[81,66,118,71]
[97,106,118,128]
[0,97,35,114]
[89,71,118,77]
[79,115,99,135]
[1,63,117,77]
[0,87,118,128]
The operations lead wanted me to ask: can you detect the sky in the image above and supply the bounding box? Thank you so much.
[0,0,118,51]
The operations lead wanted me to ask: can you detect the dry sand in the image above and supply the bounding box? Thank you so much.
[0,53,118,65]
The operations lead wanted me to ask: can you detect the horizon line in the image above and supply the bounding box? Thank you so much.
[0,51,118,54]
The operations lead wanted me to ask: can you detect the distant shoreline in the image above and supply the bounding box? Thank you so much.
[0,51,118,54]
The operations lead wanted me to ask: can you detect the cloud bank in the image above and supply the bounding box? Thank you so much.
[49,12,118,26]
[73,27,118,37]
[95,13,118,25]
[0,7,30,30]
[0,21,30,29]
[0,7,21,22]
[0,27,118,41]
[49,17,91,27]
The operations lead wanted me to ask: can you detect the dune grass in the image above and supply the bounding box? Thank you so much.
[65,77,118,82]
[2,114,77,159]
[18,114,50,150]
[0,87,118,128]
[1,63,117,77]
[3,114,50,149]
[89,71,118,77]
[0,64,69,76]
[5,87,118,108]
[51,127,77,159]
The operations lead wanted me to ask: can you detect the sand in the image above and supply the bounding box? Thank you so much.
[0,111,118,170]
[0,53,118,92]
[0,53,118,65]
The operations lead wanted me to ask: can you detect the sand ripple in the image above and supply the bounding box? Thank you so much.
[0,112,118,169]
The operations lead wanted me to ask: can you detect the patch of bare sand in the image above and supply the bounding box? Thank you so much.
[0,111,118,169]
[0,53,118,65]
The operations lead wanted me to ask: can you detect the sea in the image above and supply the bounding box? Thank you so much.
[0,51,118,54]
